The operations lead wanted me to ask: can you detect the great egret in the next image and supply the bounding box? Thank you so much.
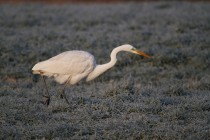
[32,44,151,105]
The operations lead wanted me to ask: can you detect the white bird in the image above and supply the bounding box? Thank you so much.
[32,44,151,105]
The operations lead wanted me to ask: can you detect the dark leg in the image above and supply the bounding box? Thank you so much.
[60,87,70,105]
[42,75,50,106]
[59,76,71,105]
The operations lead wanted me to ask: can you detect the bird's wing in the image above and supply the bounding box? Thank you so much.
[32,51,95,75]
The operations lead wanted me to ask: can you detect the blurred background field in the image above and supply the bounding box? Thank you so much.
[1,0,210,4]
[0,1,210,139]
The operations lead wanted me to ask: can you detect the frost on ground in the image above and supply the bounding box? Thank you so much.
[0,2,210,139]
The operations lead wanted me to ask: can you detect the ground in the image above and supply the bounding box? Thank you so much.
[0,2,210,139]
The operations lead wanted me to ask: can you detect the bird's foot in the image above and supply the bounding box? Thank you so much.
[59,89,65,99]
[42,95,50,106]
[57,89,70,105]
[59,93,64,99]
[62,94,70,105]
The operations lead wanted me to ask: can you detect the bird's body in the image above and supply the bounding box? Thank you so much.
[32,44,151,105]
[32,51,96,84]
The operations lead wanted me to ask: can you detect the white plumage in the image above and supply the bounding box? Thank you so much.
[32,51,95,84]
[32,44,151,105]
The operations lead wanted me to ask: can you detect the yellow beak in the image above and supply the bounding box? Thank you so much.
[133,49,151,58]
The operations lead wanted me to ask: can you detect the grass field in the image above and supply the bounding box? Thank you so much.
[0,2,210,139]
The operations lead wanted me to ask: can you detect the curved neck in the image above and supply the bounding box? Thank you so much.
[86,47,122,81]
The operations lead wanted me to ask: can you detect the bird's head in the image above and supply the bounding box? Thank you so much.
[120,44,151,58]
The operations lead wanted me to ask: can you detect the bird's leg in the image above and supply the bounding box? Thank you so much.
[60,88,70,105]
[41,75,50,106]
[59,76,71,105]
